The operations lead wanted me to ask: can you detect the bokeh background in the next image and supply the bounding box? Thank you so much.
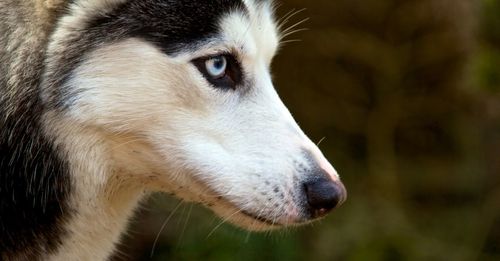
[114,0,500,260]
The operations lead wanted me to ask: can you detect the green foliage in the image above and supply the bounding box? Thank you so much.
[476,0,500,93]
[475,49,500,93]
[481,0,500,45]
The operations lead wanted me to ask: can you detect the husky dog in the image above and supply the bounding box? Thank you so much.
[0,0,346,260]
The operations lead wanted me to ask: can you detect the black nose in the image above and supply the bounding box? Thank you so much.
[304,178,346,218]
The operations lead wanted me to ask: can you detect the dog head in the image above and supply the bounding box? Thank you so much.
[42,0,346,230]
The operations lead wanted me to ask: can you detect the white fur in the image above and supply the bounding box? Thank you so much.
[41,0,341,259]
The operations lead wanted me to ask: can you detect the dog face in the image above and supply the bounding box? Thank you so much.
[43,0,346,230]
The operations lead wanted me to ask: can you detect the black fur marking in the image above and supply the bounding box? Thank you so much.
[88,0,248,54]
[44,0,248,108]
[0,2,73,259]
[0,116,72,260]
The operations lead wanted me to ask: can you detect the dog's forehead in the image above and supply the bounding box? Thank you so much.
[220,0,278,59]
[44,0,278,107]
[76,0,275,55]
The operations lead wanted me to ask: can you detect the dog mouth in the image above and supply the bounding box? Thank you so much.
[197,189,297,229]
[199,180,346,230]
[204,191,308,229]
[178,175,293,229]
[240,210,285,227]
[177,165,346,230]
[206,195,291,229]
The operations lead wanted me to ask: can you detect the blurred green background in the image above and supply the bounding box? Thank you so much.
[114,0,500,260]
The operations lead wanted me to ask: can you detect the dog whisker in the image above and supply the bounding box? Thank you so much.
[281,18,309,35]
[150,201,183,258]
[206,209,243,239]
[316,136,326,146]
[280,28,309,41]
[277,8,307,31]
[279,39,303,46]
[176,204,193,249]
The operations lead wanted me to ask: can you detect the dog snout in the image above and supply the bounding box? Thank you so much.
[303,170,347,219]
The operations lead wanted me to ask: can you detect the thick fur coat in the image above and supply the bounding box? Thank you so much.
[0,1,346,260]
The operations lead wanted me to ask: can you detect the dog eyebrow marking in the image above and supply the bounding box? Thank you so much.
[44,0,249,109]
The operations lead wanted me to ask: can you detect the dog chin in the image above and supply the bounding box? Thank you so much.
[214,207,284,231]
[204,197,303,232]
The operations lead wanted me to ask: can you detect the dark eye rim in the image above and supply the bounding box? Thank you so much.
[192,53,243,90]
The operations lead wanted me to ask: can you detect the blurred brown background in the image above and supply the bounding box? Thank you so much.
[115,0,500,260]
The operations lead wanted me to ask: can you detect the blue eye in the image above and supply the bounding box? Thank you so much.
[205,56,227,78]
[192,53,242,90]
